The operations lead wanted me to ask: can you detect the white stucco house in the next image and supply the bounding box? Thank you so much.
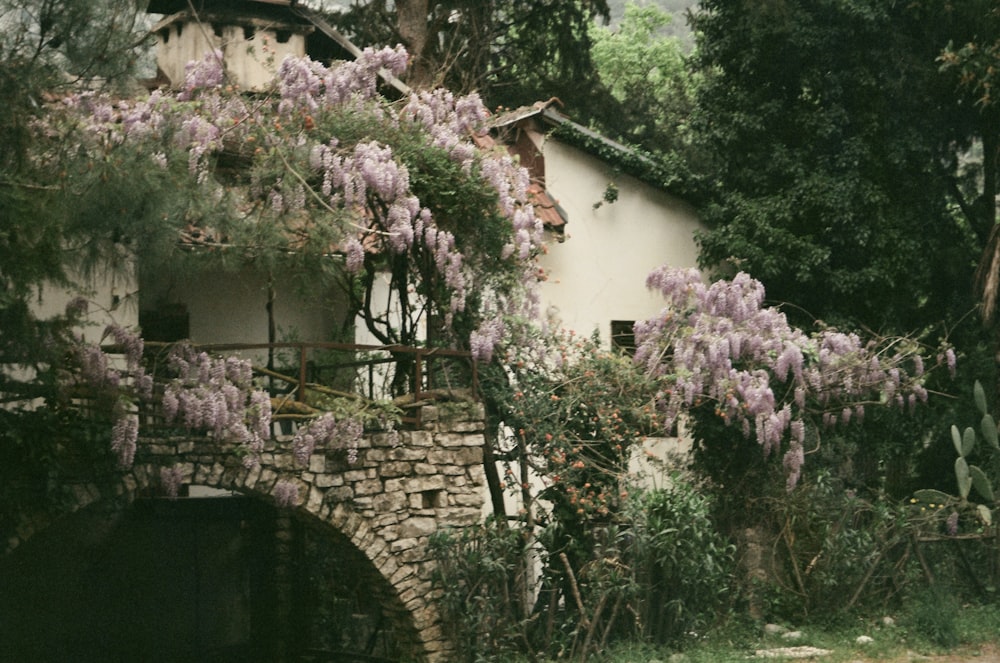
[146,0,409,95]
[140,1,704,359]
[488,100,704,351]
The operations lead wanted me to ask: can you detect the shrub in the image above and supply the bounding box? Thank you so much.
[628,476,736,644]
[428,522,531,663]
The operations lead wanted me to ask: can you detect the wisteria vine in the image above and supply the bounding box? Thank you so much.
[160,344,272,468]
[634,267,955,489]
[58,45,544,361]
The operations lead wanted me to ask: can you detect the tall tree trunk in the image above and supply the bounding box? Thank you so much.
[975,127,1000,322]
[396,0,431,88]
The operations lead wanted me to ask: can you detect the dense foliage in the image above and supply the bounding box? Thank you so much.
[590,3,699,166]
[690,0,984,332]
[8,2,1000,659]
[634,267,950,490]
[4,38,546,524]
[328,1,624,128]
[431,476,736,662]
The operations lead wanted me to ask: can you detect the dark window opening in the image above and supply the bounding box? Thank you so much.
[212,23,224,38]
[275,29,292,44]
[610,320,636,356]
[159,28,170,44]
[140,303,190,343]
[421,490,443,509]
[243,25,255,41]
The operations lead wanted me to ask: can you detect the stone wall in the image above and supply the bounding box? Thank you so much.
[4,402,488,662]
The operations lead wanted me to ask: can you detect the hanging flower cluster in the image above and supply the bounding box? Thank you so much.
[61,45,543,358]
[291,412,364,465]
[273,479,300,508]
[634,267,951,489]
[68,315,151,468]
[160,344,272,468]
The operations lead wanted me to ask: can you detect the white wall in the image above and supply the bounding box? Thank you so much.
[155,18,306,91]
[32,268,139,344]
[141,264,344,365]
[537,140,703,345]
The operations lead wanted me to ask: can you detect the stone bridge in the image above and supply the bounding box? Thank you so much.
[3,401,488,662]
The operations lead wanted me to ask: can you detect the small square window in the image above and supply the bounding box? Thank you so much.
[610,320,636,355]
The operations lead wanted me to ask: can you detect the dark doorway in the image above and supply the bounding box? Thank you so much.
[0,495,274,662]
[0,493,409,663]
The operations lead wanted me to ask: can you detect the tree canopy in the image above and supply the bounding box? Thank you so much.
[590,3,697,161]
[690,0,986,333]
[328,0,619,120]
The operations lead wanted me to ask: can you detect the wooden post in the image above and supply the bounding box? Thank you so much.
[297,345,307,404]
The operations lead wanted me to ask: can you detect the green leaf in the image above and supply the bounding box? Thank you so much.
[983,414,1000,450]
[977,504,993,527]
[975,380,988,415]
[952,425,963,456]
[956,456,971,499]
[970,464,995,503]
[962,426,976,457]
[913,489,953,504]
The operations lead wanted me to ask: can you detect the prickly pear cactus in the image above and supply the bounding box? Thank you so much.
[911,381,997,531]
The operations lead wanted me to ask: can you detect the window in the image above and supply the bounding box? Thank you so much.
[610,320,636,355]
[139,303,190,343]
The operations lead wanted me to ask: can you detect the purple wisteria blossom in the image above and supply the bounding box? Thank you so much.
[946,510,960,536]
[104,323,144,368]
[161,345,271,468]
[111,414,138,469]
[344,237,365,273]
[291,413,364,465]
[634,267,949,489]
[273,480,300,508]
[160,465,185,500]
[470,317,505,363]
[178,49,225,101]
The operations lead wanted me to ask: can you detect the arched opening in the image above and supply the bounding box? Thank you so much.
[0,486,415,662]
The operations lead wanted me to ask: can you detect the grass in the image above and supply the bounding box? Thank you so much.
[506,600,1000,663]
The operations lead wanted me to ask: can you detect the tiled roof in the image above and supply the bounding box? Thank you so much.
[528,182,567,234]
[474,113,568,235]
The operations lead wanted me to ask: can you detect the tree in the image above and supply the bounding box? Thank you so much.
[931,2,1000,322]
[329,1,618,121]
[0,0,159,516]
[0,0,148,170]
[589,2,698,161]
[1,0,151,371]
[690,0,980,333]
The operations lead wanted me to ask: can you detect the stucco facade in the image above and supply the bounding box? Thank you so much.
[152,13,308,91]
[538,138,703,346]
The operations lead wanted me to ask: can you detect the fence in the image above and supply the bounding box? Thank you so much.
[124,341,480,428]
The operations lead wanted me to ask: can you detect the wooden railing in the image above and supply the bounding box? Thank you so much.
[140,341,479,426]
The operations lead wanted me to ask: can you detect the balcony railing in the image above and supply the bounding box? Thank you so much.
[140,341,479,428]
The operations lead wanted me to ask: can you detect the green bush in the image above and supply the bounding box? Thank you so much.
[428,522,531,663]
[732,470,911,622]
[628,476,736,644]
[904,585,960,649]
[430,477,737,660]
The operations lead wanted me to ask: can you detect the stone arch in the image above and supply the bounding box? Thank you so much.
[3,402,486,662]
